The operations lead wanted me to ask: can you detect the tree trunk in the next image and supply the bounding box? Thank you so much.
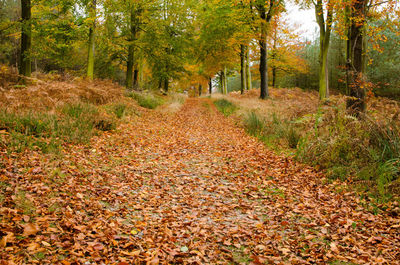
[126,45,134,89]
[209,77,212,95]
[126,5,138,89]
[272,66,276,88]
[20,0,31,77]
[133,69,139,88]
[240,44,246,94]
[259,29,268,99]
[158,79,162,89]
[315,0,332,100]
[245,45,252,90]
[346,0,367,114]
[86,0,96,80]
[164,78,169,92]
[219,72,223,93]
[223,66,228,94]
[198,84,202,97]
[257,1,275,99]
[318,43,330,99]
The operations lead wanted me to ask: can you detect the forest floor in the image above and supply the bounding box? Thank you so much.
[1,97,400,264]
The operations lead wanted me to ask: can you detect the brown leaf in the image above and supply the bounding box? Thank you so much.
[22,223,39,237]
[0,232,14,248]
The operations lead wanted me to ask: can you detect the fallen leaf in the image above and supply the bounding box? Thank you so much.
[22,223,39,237]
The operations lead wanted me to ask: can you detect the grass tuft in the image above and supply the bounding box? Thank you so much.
[128,92,164,109]
[214,99,237,116]
[0,102,116,153]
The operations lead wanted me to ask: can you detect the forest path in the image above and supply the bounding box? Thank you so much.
[2,98,399,264]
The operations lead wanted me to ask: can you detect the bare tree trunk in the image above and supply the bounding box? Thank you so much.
[198,84,202,97]
[209,77,212,95]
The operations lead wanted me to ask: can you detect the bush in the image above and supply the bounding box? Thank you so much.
[128,92,164,109]
[112,103,127,119]
[285,125,301,149]
[294,106,400,198]
[0,111,55,137]
[214,99,237,116]
[0,102,116,153]
[244,111,265,136]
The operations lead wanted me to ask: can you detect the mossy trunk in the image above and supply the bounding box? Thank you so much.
[240,44,246,94]
[315,0,332,100]
[19,0,31,77]
[223,67,228,94]
[86,0,96,80]
[245,45,252,90]
[318,43,330,99]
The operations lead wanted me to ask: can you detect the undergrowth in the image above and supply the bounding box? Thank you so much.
[214,99,237,116]
[0,102,117,153]
[128,92,164,109]
[217,98,400,201]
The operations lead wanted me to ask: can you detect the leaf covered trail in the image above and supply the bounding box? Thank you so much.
[1,99,399,264]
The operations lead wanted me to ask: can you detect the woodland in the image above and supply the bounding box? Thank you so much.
[1,0,400,264]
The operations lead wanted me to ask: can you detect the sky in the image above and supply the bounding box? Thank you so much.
[285,3,319,40]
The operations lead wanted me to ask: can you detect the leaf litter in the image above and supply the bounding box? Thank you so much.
[0,98,399,264]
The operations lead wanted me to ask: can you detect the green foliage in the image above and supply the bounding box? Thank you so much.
[0,111,56,137]
[0,102,116,153]
[294,108,400,198]
[214,99,237,116]
[243,111,301,150]
[128,92,164,109]
[111,103,127,119]
[244,111,265,135]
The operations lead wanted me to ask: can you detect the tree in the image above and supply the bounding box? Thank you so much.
[255,0,283,99]
[86,0,96,79]
[245,45,252,90]
[126,1,144,89]
[315,0,333,100]
[240,44,246,93]
[20,0,31,77]
[268,15,308,88]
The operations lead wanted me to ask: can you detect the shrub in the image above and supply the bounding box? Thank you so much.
[0,102,116,153]
[0,111,55,137]
[214,99,237,116]
[128,92,164,109]
[285,125,301,149]
[244,111,265,136]
[112,103,127,119]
